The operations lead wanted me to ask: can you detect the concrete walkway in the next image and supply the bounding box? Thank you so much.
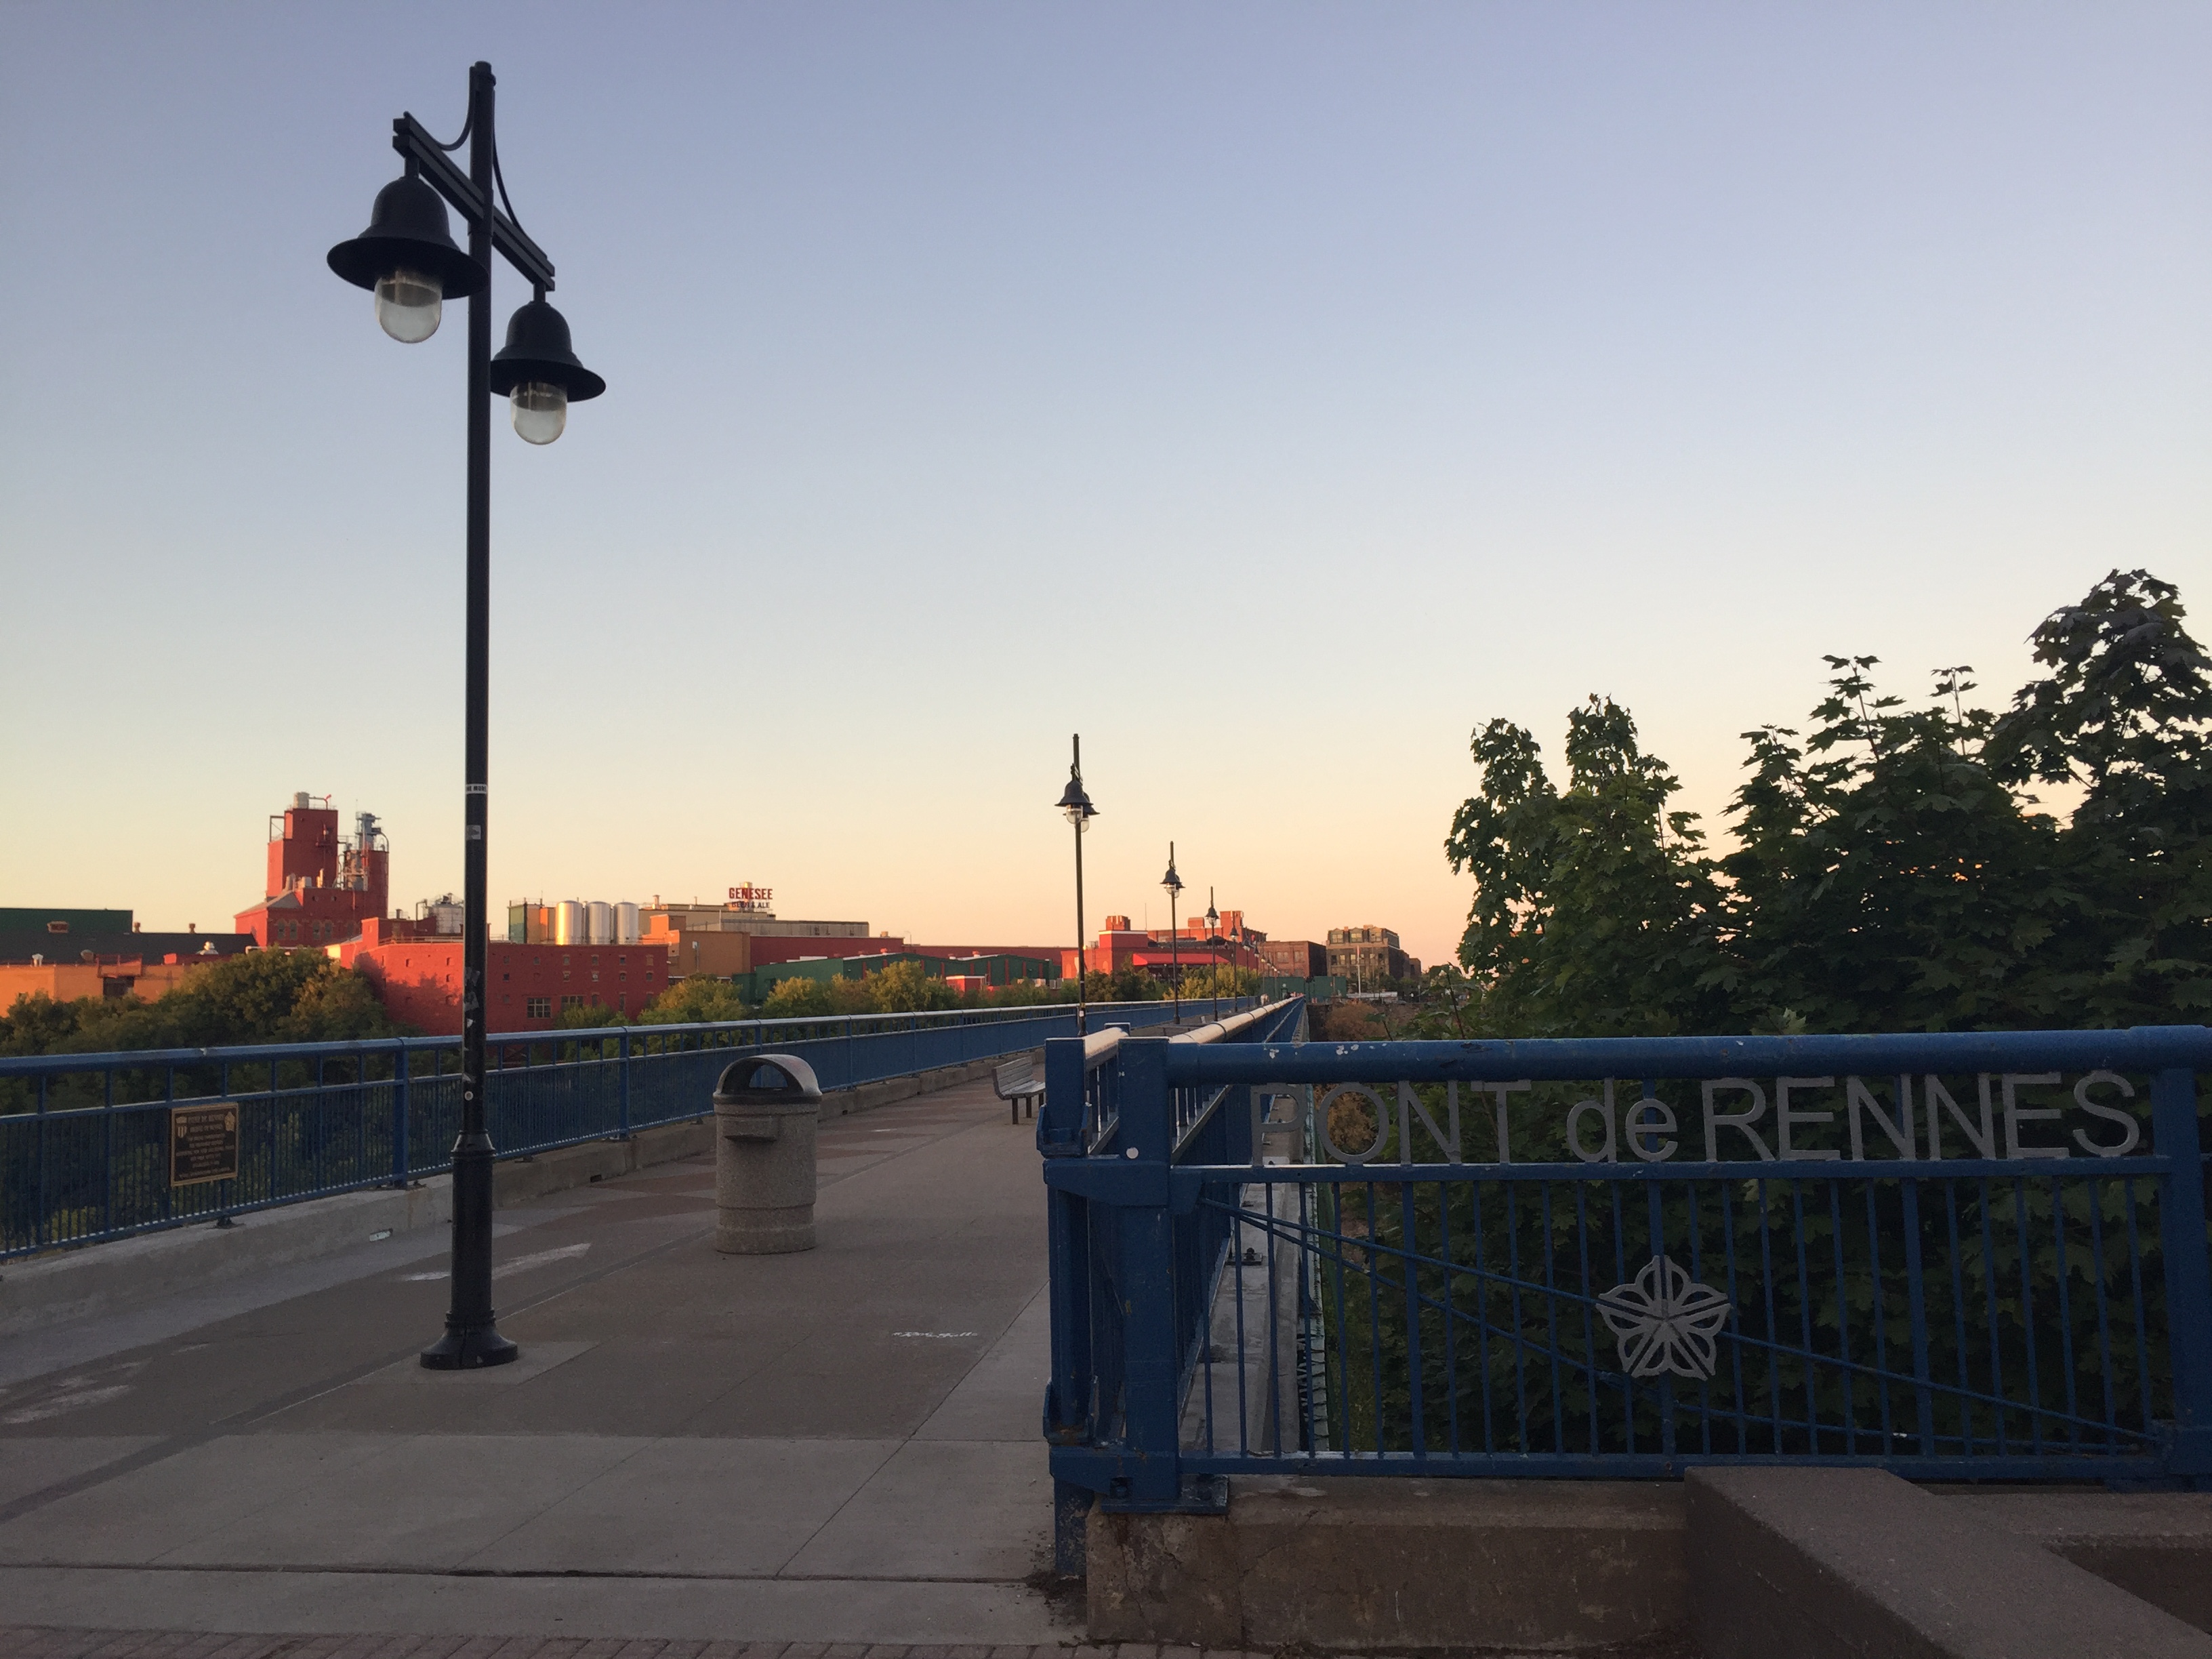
[0,1076,1081,1648]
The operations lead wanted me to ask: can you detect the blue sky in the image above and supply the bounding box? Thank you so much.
[3,4,2207,968]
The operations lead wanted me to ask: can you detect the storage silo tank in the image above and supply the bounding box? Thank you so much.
[588,901,613,945]
[556,900,586,945]
[615,901,640,944]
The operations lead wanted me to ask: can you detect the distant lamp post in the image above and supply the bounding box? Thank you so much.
[1205,888,1221,1021]
[328,62,605,1372]
[1056,735,1098,1036]
[1160,844,1184,1021]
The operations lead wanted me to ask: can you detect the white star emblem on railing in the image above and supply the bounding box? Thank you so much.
[1597,1254,1732,1381]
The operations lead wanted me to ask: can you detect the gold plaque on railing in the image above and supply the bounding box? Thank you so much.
[169,1104,239,1187]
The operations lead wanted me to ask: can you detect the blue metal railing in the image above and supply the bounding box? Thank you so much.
[0,996,1257,1259]
[1040,1023,2212,1542]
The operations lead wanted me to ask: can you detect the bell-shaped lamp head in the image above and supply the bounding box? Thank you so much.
[488,293,607,444]
[1161,844,1183,896]
[327,169,483,344]
[1057,772,1096,830]
[1206,888,1218,926]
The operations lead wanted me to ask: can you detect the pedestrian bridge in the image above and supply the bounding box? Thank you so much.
[5,1006,2212,1655]
[0,997,1282,1654]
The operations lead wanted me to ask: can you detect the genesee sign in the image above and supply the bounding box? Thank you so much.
[169,1104,240,1187]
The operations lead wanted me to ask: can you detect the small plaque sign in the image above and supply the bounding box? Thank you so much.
[169,1104,239,1188]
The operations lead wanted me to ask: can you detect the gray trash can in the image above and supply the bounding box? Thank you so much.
[712,1053,822,1254]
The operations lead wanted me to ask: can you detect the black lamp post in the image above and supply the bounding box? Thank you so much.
[328,62,605,1372]
[1204,887,1221,1022]
[1056,736,1098,1036]
[1160,844,1183,1022]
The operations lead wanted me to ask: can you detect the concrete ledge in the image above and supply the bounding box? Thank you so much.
[1688,1467,2212,1659]
[1,1050,1021,1338]
[0,1181,455,1337]
[1087,1476,1687,1650]
[1944,1488,2212,1635]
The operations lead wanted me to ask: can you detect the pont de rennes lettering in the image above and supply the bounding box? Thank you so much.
[1302,1071,2148,1166]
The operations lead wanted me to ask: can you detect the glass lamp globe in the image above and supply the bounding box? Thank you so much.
[374,268,442,344]
[511,381,567,445]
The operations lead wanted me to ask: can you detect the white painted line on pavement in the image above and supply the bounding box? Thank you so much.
[399,1242,591,1283]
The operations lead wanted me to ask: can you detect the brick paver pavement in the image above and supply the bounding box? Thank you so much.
[0,1637,1703,1658]
[0,1640,1280,1659]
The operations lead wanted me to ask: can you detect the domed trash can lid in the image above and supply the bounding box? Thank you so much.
[714,1054,823,1105]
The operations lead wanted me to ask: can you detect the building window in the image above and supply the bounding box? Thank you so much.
[526,996,552,1019]
[617,971,627,982]
[591,971,600,983]
[562,970,571,981]
[561,995,584,1012]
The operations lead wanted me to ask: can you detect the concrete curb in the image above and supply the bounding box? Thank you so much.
[1086,1476,1688,1650]
[1083,1471,2212,1652]
[0,1049,1032,1339]
[1687,1467,2212,1659]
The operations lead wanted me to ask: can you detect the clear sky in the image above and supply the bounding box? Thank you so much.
[3,4,2207,970]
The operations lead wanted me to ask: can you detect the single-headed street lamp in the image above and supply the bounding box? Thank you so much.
[1204,887,1221,1021]
[1056,736,1098,1036]
[329,62,605,1371]
[1160,844,1184,1022]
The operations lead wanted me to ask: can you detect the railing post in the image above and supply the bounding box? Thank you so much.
[1116,1036,1182,1507]
[2153,1066,2212,1478]
[1042,1032,1099,1573]
[35,1070,49,1250]
[391,1044,411,1187]
[618,1027,632,1140]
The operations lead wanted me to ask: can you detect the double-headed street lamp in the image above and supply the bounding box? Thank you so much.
[1204,887,1221,1021]
[328,62,605,1371]
[1056,736,1098,1036]
[1160,844,1184,1021]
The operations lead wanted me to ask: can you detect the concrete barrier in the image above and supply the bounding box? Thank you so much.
[0,1048,1033,1338]
[1687,1467,2212,1659]
[1082,1471,2212,1652]
[1086,1476,1688,1650]
[1944,1488,2212,1634]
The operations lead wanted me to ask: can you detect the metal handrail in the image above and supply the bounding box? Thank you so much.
[0,996,1218,1079]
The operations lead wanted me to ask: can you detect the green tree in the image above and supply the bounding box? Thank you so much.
[0,991,93,1057]
[1,950,401,1058]
[1177,964,1261,1001]
[1437,570,2210,1038]
[864,960,958,1012]
[760,975,832,1019]
[985,977,1059,1006]
[554,1000,629,1029]
[1719,658,2074,1031]
[1444,695,1729,1037]
[1985,569,2212,1024]
[638,975,753,1025]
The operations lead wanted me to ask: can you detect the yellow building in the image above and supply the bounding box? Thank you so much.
[0,953,221,1009]
[643,922,752,981]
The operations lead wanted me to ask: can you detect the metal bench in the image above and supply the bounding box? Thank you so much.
[993,1053,1046,1124]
